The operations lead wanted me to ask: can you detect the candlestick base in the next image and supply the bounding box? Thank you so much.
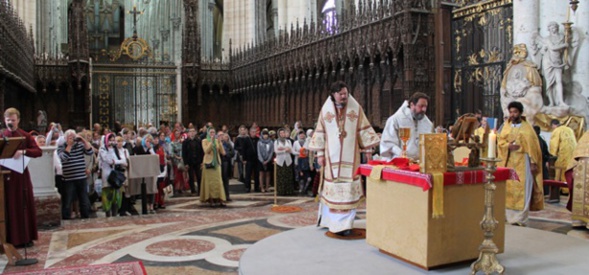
[471,157,504,275]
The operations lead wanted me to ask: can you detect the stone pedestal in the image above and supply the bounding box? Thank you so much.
[30,146,60,228]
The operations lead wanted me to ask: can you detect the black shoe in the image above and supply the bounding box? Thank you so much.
[15,241,34,248]
[335,229,352,237]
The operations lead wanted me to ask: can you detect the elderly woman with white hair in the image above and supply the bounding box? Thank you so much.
[57,129,94,219]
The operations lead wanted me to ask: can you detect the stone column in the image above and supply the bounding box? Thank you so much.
[30,146,60,227]
[272,0,279,38]
[513,0,539,51]
[176,60,183,123]
[573,3,589,100]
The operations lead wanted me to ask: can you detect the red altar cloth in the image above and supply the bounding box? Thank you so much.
[357,164,518,191]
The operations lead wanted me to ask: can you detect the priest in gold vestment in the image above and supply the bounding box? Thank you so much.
[309,81,380,236]
[498,101,544,226]
[567,131,589,228]
[549,120,577,182]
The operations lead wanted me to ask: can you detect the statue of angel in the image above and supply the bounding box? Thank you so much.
[532,21,578,107]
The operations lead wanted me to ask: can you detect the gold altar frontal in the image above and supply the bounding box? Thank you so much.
[365,172,506,270]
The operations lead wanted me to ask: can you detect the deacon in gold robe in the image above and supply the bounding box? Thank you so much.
[498,101,544,226]
[566,131,589,228]
[549,119,577,182]
[309,81,380,236]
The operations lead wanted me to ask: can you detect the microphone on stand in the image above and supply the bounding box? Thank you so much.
[7,123,13,130]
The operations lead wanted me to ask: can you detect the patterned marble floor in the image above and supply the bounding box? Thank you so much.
[0,189,587,275]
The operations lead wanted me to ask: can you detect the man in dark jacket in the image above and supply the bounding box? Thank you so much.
[534,125,552,196]
[235,127,259,192]
[182,127,204,195]
[219,131,235,201]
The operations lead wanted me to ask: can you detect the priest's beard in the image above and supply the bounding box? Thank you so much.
[412,112,425,121]
[336,102,346,109]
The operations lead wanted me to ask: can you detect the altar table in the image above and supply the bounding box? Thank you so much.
[360,164,516,270]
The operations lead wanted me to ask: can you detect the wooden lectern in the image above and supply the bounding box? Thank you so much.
[128,155,160,215]
[0,137,27,265]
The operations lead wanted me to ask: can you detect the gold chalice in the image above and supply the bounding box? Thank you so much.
[399,127,411,158]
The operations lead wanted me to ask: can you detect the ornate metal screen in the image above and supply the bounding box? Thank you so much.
[451,0,513,120]
[92,60,177,128]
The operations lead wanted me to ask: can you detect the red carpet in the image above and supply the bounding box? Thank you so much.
[6,261,146,275]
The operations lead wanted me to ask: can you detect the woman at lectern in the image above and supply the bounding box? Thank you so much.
[2,108,42,247]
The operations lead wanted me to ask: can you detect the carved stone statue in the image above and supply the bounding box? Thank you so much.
[500,43,545,124]
[533,22,572,107]
[37,110,47,134]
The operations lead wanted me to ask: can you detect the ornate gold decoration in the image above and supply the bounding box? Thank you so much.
[419,134,447,174]
[98,75,110,125]
[346,110,359,122]
[499,18,513,46]
[455,30,463,55]
[470,157,505,275]
[454,69,462,93]
[112,37,152,61]
[453,0,512,19]
[324,111,335,123]
[464,48,504,85]
[534,113,585,140]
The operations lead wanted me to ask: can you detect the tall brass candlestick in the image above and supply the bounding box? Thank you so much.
[470,157,505,275]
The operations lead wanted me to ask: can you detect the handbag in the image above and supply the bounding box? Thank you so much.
[94,178,103,195]
[108,149,127,189]
[177,160,186,171]
[204,163,215,169]
[108,169,126,189]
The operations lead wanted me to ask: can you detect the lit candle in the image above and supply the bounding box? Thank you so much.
[488,131,496,158]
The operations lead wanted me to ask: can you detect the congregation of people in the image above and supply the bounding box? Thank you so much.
[29,118,323,220]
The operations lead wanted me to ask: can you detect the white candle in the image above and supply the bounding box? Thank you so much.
[488,131,496,158]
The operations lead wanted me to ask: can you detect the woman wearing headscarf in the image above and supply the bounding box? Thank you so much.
[99,133,125,217]
[200,128,227,207]
[290,121,302,140]
[274,128,295,195]
[257,130,274,192]
[154,132,169,209]
[171,131,189,195]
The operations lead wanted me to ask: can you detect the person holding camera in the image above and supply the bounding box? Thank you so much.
[46,122,63,146]
[58,129,94,220]
[200,128,227,207]
[219,131,235,201]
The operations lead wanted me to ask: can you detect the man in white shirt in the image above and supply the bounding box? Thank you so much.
[380,92,433,160]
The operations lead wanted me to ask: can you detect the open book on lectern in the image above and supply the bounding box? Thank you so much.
[0,137,29,174]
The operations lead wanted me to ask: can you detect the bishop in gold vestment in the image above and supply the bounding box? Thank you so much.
[549,121,577,182]
[567,131,589,228]
[309,81,379,235]
[498,102,544,225]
